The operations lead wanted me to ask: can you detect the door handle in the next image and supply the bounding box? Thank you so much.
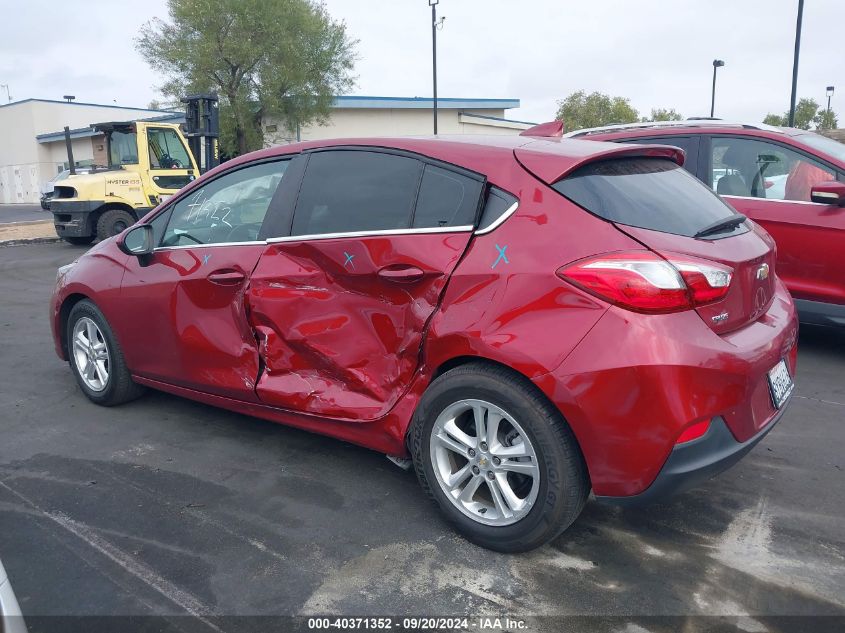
[207,269,246,285]
[377,264,425,283]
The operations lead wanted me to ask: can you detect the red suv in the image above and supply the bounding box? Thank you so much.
[570,121,845,327]
[50,136,798,551]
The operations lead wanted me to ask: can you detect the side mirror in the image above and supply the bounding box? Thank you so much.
[810,181,845,206]
[119,224,155,256]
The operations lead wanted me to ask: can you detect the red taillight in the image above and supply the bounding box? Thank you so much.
[676,419,711,444]
[556,251,732,314]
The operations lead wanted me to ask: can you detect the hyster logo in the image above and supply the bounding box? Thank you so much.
[106,179,138,186]
[756,263,770,281]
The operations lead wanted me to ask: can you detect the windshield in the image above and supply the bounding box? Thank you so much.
[795,133,845,163]
[553,158,747,238]
[108,130,139,165]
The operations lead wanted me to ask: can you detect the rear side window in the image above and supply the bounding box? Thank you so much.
[412,164,482,228]
[477,187,518,232]
[553,158,744,238]
[292,151,422,235]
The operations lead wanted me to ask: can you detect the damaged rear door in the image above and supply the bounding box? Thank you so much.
[117,158,291,401]
[248,148,484,421]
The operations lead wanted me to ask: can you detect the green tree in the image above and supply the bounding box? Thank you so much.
[763,98,834,130]
[814,108,839,131]
[763,113,787,126]
[555,90,640,131]
[137,0,357,156]
[791,98,820,130]
[646,108,683,122]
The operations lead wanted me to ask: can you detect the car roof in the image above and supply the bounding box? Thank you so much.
[207,134,684,185]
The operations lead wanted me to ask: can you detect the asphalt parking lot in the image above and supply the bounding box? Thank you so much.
[0,242,843,632]
[0,204,50,224]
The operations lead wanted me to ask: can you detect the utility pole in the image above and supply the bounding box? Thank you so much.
[429,0,444,134]
[788,0,804,127]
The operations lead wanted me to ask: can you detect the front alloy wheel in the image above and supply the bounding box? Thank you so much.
[430,399,540,526]
[71,316,110,392]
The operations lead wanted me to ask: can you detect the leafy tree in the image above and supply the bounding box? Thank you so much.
[646,108,683,122]
[763,113,787,126]
[555,91,640,131]
[814,108,839,131]
[137,0,357,156]
[762,98,839,130]
[791,98,820,130]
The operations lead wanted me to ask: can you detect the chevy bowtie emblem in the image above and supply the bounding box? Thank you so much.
[756,263,770,281]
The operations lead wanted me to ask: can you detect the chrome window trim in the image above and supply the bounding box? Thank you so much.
[721,194,828,207]
[154,240,267,252]
[474,201,519,235]
[266,225,474,243]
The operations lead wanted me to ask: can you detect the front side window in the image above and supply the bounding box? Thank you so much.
[161,160,288,247]
[553,157,743,238]
[711,137,835,202]
[292,151,422,235]
[147,127,192,170]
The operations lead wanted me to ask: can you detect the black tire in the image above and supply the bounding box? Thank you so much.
[66,299,146,406]
[409,362,589,552]
[64,236,95,246]
[96,208,135,240]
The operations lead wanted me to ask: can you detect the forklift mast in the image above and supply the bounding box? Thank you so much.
[181,94,220,174]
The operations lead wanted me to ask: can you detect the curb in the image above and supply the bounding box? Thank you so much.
[0,237,63,248]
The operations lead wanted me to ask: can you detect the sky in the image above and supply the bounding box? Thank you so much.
[1,0,842,125]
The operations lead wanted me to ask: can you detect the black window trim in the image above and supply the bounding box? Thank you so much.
[267,145,488,242]
[475,184,520,235]
[150,155,296,251]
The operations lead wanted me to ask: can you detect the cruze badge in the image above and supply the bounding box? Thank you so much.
[712,312,729,323]
[756,263,770,281]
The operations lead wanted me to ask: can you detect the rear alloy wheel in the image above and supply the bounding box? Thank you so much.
[410,363,589,552]
[96,208,135,239]
[67,300,146,406]
[430,399,540,526]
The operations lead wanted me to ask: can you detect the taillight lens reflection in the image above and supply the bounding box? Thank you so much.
[557,251,732,314]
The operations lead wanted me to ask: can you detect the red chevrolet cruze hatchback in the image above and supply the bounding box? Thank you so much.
[50,135,798,551]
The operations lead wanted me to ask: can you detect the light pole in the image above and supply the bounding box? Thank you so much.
[710,59,725,118]
[429,0,445,134]
[826,86,835,113]
[0,84,10,102]
[788,0,805,127]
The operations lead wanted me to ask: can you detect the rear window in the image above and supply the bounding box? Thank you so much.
[552,158,746,238]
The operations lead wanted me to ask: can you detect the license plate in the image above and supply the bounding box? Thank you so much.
[767,359,794,409]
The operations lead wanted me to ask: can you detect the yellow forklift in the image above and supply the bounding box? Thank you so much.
[51,94,219,244]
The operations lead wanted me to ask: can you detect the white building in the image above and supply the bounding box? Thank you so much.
[0,96,533,204]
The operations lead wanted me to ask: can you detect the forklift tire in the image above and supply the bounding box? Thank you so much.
[97,209,136,240]
[64,236,95,246]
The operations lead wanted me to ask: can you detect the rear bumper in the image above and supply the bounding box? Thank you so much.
[794,298,845,328]
[537,279,799,498]
[51,200,102,238]
[596,402,790,506]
